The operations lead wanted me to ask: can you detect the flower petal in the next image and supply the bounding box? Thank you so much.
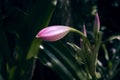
[94,13,100,33]
[36,25,71,41]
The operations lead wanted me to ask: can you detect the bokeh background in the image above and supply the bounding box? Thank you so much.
[0,0,120,80]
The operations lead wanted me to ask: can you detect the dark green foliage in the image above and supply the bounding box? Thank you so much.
[0,0,55,80]
[0,0,120,80]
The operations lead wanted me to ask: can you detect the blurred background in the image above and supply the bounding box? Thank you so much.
[0,0,120,80]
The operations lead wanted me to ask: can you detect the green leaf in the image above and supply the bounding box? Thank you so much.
[38,41,87,80]
[66,42,84,64]
[101,44,109,60]
[26,39,41,60]
[104,35,120,42]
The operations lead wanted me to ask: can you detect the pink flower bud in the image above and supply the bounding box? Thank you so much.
[94,13,100,33]
[36,26,71,41]
[83,24,87,37]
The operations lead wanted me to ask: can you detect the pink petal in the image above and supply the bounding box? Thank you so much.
[94,13,100,32]
[36,25,71,41]
[83,24,87,37]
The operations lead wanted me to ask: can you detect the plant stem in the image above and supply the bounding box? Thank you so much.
[70,28,86,38]
[85,65,91,80]
[70,28,98,80]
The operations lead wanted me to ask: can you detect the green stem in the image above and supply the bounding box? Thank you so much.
[70,28,98,80]
[71,28,92,80]
[70,28,91,48]
[85,64,91,80]
[70,28,86,38]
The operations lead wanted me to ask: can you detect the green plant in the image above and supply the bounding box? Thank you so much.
[36,13,120,80]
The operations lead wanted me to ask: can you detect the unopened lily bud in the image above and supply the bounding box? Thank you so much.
[94,13,100,33]
[36,26,71,41]
[83,24,87,37]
